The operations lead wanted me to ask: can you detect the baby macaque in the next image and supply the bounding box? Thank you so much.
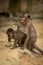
[6,28,26,48]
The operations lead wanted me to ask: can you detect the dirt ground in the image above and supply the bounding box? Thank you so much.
[0,18,43,65]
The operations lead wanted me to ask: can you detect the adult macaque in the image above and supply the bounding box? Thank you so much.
[18,14,36,50]
[17,13,43,54]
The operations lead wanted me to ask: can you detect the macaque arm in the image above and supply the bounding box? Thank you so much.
[22,35,29,49]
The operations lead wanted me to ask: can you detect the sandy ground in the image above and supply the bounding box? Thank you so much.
[0,19,43,65]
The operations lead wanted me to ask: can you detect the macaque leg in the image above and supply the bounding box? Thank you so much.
[10,40,17,49]
[27,41,34,51]
[5,37,11,47]
[27,37,35,51]
[34,45,43,55]
[14,40,18,48]
[27,38,43,55]
[8,38,12,46]
[8,37,11,42]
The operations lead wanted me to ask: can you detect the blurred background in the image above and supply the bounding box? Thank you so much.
[0,0,43,18]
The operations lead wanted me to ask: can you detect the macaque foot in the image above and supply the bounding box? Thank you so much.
[20,46,26,50]
[10,45,17,49]
[10,46,15,49]
[5,44,12,47]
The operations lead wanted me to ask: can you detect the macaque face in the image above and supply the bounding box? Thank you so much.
[6,28,14,39]
[19,16,27,25]
[8,32,13,38]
